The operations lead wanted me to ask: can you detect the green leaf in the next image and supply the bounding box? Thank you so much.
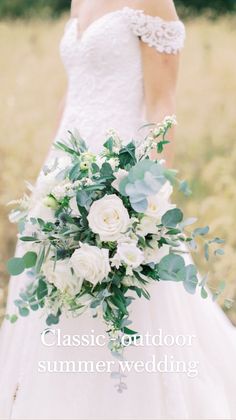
[76,190,92,210]
[214,248,225,256]
[19,306,29,317]
[204,243,209,261]
[119,142,136,168]
[179,180,192,196]
[177,265,198,294]
[6,313,18,323]
[130,197,148,213]
[46,312,61,326]
[69,162,80,181]
[103,137,114,152]
[201,287,208,299]
[91,162,100,173]
[36,278,48,301]
[158,254,185,281]
[122,327,139,336]
[35,247,45,274]
[23,252,37,269]
[110,295,128,315]
[7,257,25,276]
[209,237,225,245]
[212,281,226,301]
[100,162,114,178]
[157,140,170,153]
[161,208,183,228]
[166,228,182,235]
[193,226,209,237]
[189,239,197,251]
[179,217,198,229]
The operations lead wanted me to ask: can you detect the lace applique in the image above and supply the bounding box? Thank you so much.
[123,7,185,54]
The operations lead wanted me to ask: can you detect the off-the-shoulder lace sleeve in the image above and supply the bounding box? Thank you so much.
[123,7,185,54]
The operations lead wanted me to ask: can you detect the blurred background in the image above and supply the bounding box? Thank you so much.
[0,0,236,325]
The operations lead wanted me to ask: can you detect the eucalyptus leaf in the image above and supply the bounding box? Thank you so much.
[193,226,209,237]
[23,252,37,269]
[179,180,192,196]
[7,257,25,276]
[201,287,208,299]
[130,198,148,213]
[214,248,225,256]
[177,265,198,294]
[204,243,209,261]
[179,217,198,229]
[158,254,185,281]
[19,306,30,317]
[161,208,183,228]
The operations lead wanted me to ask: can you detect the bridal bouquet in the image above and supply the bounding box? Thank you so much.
[7,116,225,351]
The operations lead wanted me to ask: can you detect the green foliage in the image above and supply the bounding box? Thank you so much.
[119,159,166,212]
[7,257,25,276]
[176,0,236,15]
[0,0,70,19]
[161,208,183,228]
[0,0,235,19]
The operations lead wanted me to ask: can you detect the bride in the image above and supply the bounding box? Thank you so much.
[0,0,236,419]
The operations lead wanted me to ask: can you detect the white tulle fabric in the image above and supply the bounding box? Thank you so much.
[0,7,236,420]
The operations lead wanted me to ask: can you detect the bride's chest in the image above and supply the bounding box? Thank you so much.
[59,11,140,72]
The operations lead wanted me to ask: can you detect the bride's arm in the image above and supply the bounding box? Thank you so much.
[139,0,181,166]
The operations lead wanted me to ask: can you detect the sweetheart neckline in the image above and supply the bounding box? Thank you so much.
[69,7,129,41]
[68,6,183,42]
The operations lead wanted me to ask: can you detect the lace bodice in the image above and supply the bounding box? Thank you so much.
[57,7,185,153]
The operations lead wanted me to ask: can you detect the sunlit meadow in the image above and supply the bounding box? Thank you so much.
[0,16,235,323]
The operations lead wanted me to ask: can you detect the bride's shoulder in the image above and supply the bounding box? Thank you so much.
[130,0,179,20]
[124,1,185,54]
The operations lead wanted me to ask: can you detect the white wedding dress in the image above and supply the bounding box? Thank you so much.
[0,7,236,420]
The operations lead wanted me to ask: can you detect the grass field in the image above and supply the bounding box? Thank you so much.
[0,15,236,323]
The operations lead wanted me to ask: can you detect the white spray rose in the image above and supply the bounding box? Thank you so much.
[51,180,74,201]
[42,259,82,295]
[111,169,128,192]
[87,195,130,242]
[70,244,110,286]
[112,242,144,269]
[144,243,170,264]
[136,215,159,236]
[145,182,175,220]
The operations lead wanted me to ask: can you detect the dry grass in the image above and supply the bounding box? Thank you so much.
[0,16,235,322]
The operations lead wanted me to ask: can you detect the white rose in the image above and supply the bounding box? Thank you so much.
[51,180,73,201]
[144,243,170,264]
[70,244,110,286]
[87,195,130,242]
[42,259,82,295]
[145,182,175,220]
[115,242,144,269]
[111,169,128,192]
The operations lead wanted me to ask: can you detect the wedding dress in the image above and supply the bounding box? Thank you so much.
[0,7,236,420]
